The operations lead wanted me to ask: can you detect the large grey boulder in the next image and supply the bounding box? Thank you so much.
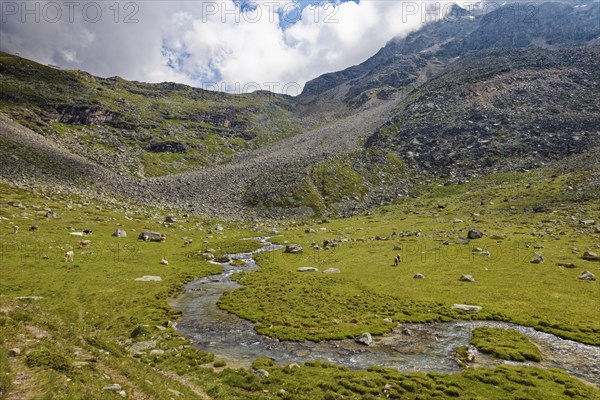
[467,229,483,239]
[578,271,596,281]
[112,229,127,237]
[355,332,373,346]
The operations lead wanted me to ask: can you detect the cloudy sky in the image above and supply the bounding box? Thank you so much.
[0,0,467,94]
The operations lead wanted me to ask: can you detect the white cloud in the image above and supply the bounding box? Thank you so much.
[0,0,466,94]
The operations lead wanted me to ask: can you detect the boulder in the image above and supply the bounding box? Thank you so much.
[102,384,122,392]
[580,220,596,226]
[255,369,269,379]
[467,229,483,239]
[582,251,599,261]
[557,263,577,269]
[323,268,341,274]
[129,340,157,353]
[165,215,177,223]
[8,348,21,357]
[355,332,373,346]
[134,276,162,282]
[459,275,475,282]
[305,228,316,233]
[530,253,544,264]
[112,229,127,237]
[285,244,303,254]
[138,231,165,242]
[578,271,596,281]
[413,273,425,279]
[298,267,319,272]
[451,304,482,312]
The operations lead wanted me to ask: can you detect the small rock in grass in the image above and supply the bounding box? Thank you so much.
[297,267,318,272]
[255,369,269,379]
[134,276,162,282]
[578,271,596,281]
[284,244,303,254]
[102,384,122,392]
[323,268,340,274]
[530,253,544,264]
[467,229,483,239]
[451,304,482,312]
[459,275,475,282]
[582,251,599,261]
[8,348,21,357]
[557,263,577,269]
[413,273,425,279]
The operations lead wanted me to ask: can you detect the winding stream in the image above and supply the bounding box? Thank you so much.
[170,237,600,386]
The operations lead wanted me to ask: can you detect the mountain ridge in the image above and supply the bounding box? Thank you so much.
[1,0,599,218]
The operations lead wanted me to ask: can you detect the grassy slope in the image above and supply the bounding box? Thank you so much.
[222,166,600,344]
[0,52,300,177]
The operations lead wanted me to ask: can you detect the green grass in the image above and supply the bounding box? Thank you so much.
[471,327,543,362]
[222,168,600,343]
[0,181,261,398]
[1,165,599,398]
[212,361,599,399]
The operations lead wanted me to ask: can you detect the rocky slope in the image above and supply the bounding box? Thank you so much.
[366,46,600,181]
[1,1,599,218]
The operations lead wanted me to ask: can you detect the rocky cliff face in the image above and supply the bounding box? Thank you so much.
[365,46,600,181]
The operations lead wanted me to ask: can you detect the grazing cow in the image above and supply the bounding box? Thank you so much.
[29,225,39,232]
[183,239,193,246]
[64,251,74,262]
[79,239,91,249]
[13,226,19,234]
[393,253,401,267]
[160,257,169,266]
[83,229,93,235]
